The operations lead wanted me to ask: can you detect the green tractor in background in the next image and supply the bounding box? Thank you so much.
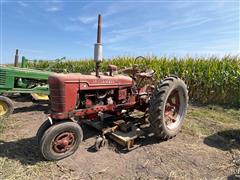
[0,50,56,119]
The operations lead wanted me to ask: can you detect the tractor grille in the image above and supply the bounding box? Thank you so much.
[50,83,65,112]
[0,70,6,86]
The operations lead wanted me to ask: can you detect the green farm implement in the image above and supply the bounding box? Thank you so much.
[0,52,55,119]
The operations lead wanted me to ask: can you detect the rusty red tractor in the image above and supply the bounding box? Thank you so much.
[37,15,188,160]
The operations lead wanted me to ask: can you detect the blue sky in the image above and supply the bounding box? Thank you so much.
[0,0,239,64]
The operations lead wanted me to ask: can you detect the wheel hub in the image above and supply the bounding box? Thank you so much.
[164,90,181,129]
[0,101,8,116]
[52,132,75,153]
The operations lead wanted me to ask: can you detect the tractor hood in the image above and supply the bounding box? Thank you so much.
[0,65,53,78]
[48,73,133,88]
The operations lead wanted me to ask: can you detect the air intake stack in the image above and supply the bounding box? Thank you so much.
[14,49,19,67]
[94,14,103,77]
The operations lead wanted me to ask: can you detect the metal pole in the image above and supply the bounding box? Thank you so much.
[95,14,102,77]
[97,14,101,44]
[14,49,19,67]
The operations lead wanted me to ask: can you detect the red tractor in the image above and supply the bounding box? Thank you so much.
[37,15,188,160]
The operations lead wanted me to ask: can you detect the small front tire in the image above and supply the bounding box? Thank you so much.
[40,121,83,161]
[36,120,51,144]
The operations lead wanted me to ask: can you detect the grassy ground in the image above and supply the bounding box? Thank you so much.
[183,105,240,137]
[0,104,239,179]
[184,105,240,178]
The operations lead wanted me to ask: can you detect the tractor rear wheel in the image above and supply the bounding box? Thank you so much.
[149,76,188,139]
[0,96,14,119]
[40,121,83,160]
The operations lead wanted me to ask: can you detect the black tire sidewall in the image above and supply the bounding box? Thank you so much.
[36,120,51,144]
[40,122,83,161]
[149,76,188,139]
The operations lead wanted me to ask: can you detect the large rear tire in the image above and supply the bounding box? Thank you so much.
[0,96,14,119]
[40,121,83,161]
[149,76,188,139]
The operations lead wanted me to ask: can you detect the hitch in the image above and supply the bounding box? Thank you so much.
[83,115,145,151]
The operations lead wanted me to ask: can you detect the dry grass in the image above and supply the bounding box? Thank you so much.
[0,117,73,180]
[182,105,240,178]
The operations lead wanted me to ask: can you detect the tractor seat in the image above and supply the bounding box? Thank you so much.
[108,65,117,71]
[136,70,154,78]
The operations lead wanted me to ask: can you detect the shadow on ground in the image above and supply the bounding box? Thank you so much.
[83,123,165,154]
[0,122,164,165]
[5,94,50,114]
[7,94,33,102]
[0,130,98,165]
[0,125,95,165]
[13,104,49,114]
[228,174,240,180]
[0,137,43,165]
[204,129,240,151]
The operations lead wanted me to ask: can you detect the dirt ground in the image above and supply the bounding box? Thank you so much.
[0,96,239,179]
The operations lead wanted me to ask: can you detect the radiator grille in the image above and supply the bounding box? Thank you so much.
[0,70,6,86]
[50,83,65,112]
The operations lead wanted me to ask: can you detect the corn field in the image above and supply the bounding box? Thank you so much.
[26,56,240,106]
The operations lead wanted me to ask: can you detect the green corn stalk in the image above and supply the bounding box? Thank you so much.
[27,56,240,106]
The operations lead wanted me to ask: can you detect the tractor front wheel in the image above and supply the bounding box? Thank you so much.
[0,96,14,119]
[149,76,188,139]
[36,120,52,144]
[40,121,83,161]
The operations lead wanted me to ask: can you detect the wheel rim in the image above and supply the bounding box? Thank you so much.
[0,101,8,116]
[164,89,185,130]
[52,132,76,153]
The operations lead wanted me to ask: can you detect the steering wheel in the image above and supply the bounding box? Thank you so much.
[136,69,156,78]
[120,56,151,78]
[146,69,156,77]
[133,56,147,65]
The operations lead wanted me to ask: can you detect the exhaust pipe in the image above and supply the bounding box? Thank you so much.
[94,14,103,77]
[14,49,19,67]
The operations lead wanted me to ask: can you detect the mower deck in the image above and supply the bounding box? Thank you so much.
[82,114,147,150]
